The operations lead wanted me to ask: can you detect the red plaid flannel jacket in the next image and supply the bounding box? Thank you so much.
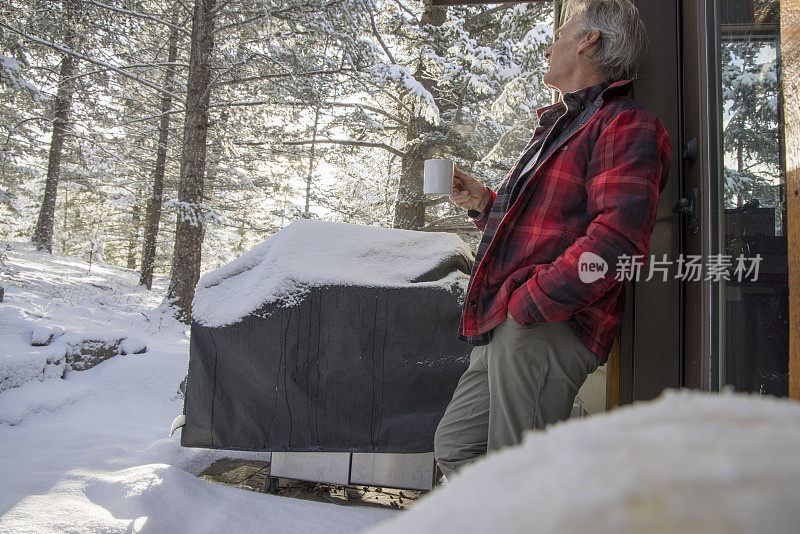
[459,79,672,362]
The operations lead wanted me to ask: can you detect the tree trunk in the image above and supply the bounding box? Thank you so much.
[32,0,77,253]
[166,0,217,322]
[205,109,227,199]
[394,132,428,230]
[127,204,141,269]
[140,10,182,289]
[304,106,321,216]
[392,5,445,231]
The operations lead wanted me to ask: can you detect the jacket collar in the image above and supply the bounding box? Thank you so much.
[535,78,633,119]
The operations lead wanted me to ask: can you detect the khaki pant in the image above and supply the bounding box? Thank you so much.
[434,318,601,478]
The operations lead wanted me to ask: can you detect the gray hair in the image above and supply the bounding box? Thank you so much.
[564,0,648,82]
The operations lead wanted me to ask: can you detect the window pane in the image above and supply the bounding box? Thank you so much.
[719,0,789,395]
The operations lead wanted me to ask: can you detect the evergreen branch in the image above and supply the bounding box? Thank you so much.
[341,70,413,116]
[216,67,355,86]
[464,3,516,27]
[212,0,234,15]
[3,116,50,151]
[77,0,192,36]
[0,21,185,102]
[61,62,189,84]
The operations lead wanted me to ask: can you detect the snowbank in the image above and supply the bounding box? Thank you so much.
[0,241,397,533]
[192,220,473,327]
[0,304,68,392]
[369,390,800,534]
[0,463,393,534]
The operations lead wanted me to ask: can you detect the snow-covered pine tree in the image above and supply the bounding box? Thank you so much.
[720,36,780,210]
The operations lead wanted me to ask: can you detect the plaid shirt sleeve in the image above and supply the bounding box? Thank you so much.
[507,108,671,324]
[470,189,496,232]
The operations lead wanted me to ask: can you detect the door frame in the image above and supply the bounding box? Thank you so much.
[679,0,723,391]
[617,0,684,402]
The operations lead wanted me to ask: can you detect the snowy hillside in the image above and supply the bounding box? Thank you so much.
[0,241,396,533]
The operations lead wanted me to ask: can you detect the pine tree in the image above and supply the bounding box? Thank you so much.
[140,5,184,290]
[166,0,217,322]
[31,0,78,252]
[720,38,780,209]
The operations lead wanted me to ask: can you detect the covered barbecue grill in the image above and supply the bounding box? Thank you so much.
[180,220,474,490]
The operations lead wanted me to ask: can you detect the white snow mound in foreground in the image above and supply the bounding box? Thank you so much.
[0,463,393,534]
[192,220,473,327]
[370,390,800,534]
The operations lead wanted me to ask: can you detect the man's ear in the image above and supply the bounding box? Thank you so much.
[577,30,600,57]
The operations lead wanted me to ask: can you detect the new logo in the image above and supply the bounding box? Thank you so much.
[578,252,608,283]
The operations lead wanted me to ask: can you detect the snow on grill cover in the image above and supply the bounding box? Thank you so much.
[182,220,475,453]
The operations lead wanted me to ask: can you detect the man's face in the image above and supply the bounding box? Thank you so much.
[543,13,586,92]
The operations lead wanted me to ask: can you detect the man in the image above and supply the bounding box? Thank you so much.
[434,0,672,478]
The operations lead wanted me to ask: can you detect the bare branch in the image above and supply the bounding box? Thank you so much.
[284,100,406,125]
[174,0,193,16]
[239,138,408,158]
[393,0,419,21]
[366,1,397,64]
[442,81,469,145]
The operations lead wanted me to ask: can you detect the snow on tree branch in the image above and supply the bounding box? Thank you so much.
[77,0,192,36]
[0,54,40,99]
[0,21,185,102]
[372,63,440,125]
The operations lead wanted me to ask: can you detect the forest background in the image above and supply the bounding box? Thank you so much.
[0,0,556,321]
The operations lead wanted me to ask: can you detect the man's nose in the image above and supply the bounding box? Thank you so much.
[545,46,551,60]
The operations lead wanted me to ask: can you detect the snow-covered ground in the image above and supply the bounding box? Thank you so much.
[0,241,396,533]
[3,239,800,534]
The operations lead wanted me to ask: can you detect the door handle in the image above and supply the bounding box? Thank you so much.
[672,187,699,234]
[683,138,698,163]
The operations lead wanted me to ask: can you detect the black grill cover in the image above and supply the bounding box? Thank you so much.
[181,227,474,453]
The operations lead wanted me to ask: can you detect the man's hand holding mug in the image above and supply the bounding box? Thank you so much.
[450,167,490,213]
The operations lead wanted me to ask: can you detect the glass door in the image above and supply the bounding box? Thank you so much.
[717,0,789,396]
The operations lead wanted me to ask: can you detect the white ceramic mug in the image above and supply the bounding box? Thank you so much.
[423,158,454,196]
